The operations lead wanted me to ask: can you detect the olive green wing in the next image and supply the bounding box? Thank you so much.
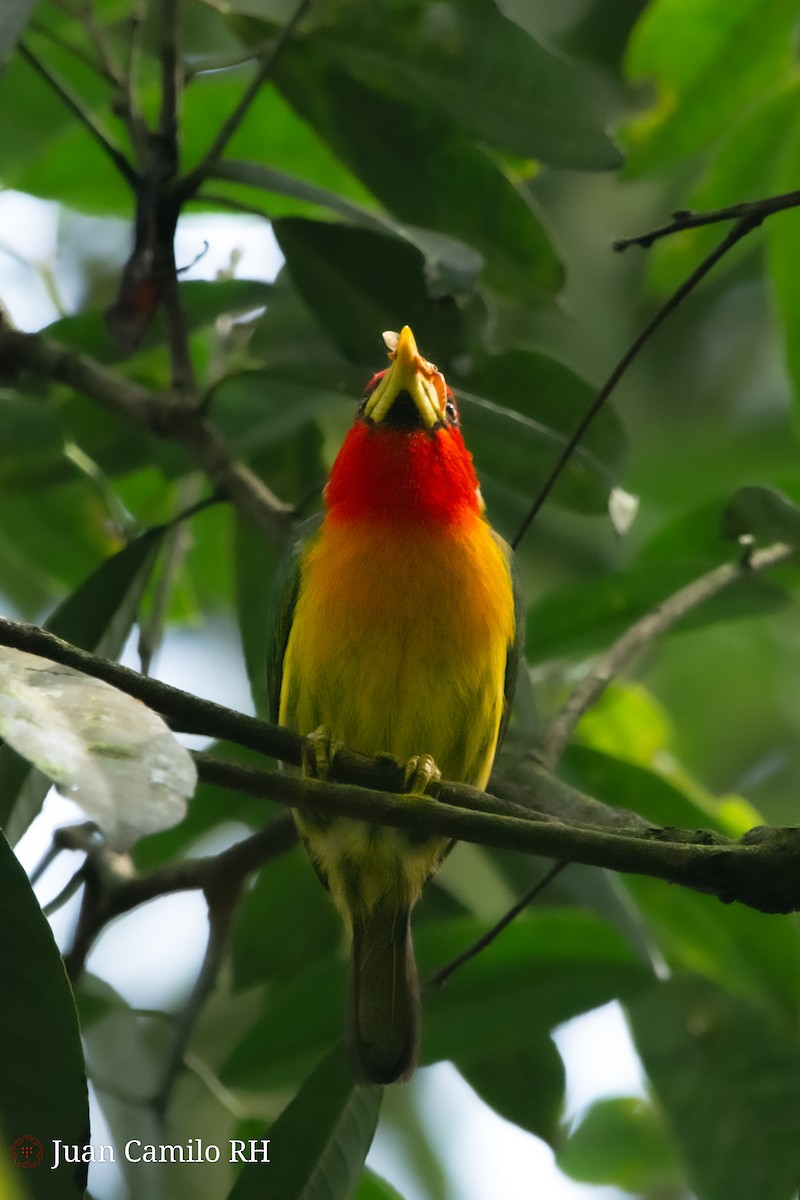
[491,528,525,752]
[267,515,323,726]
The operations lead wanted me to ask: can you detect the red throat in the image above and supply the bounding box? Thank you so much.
[325,422,482,527]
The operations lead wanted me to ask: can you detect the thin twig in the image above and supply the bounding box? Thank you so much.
[28,19,114,81]
[425,861,567,990]
[543,541,795,766]
[42,867,88,917]
[613,189,800,252]
[18,42,137,186]
[153,872,244,1121]
[176,0,313,202]
[511,211,770,551]
[182,1052,247,1120]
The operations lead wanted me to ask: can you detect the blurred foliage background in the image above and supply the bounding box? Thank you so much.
[3,1,800,1198]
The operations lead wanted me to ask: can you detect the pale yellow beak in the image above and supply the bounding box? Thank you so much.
[363,326,448,430]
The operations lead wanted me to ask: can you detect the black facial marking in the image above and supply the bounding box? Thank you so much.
[382,389,426,429]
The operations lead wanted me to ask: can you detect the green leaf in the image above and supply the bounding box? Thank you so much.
[48,526,163,659]
[557,1096,684,1193]
[133,740,280,870]
[227,1042,382,1200]
[223,910,648,1092]
[248,266,357,384]
[74,971,128,1030]
[628,976,800,1200]
[465,350,626,513]
[231,845,340,989]
[0,391,68,489]
[274,44,562,305]
[273,218,466,367]
[212,370,334,470]
[0,831,88,1199]
[193,67,380,208]
[623,0,798,175]
[0,51,81,183]
[0,484,120,615]
[224,955,346,1091]
[235,516,283,718]
[0,527,164,843]
[0,645,195,849]
[419,911,649,1065]
[206,159,396,234]
[208,159,485,296]
[527,561,788,664]
[459,1035,565,1145]
[563,746,800,1023]
[1,41,129,210]
[309,0,621,170]
[721,485,800,547]
[562,743,711,832]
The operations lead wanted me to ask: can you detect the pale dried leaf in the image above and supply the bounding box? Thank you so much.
[0,647,194,849]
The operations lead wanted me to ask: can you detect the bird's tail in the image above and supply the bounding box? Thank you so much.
[349,897,420,1084]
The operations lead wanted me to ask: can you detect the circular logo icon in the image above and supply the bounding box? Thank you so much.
[11,1135,44,1169]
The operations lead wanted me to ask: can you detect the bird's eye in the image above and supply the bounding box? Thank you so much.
[445,399,459,424]
[356,397,367,416]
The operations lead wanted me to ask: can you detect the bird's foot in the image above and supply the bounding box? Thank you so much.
[303,725,343,780]
[403,753,442,796]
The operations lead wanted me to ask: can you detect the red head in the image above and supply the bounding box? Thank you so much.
[325,327,483,528]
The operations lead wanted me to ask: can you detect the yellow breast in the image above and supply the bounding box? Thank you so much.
[279,515,516,790]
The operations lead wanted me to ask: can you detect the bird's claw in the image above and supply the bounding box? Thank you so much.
[303,726,343,780]
[403,753,442,796]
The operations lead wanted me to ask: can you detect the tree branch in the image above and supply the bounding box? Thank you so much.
[156,0,196,395]
[61,815,297,980]
[0,611,574,832]
[191,752,800,916]
[158,0,181,146]
[5,561,800,920]
[543,541,796,767]
[0,314,293,541]
[613,189,800,252]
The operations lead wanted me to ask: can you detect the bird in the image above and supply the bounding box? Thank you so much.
[270,326,521,1084]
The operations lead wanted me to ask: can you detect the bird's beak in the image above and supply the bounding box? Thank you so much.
[363,326,447,430]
